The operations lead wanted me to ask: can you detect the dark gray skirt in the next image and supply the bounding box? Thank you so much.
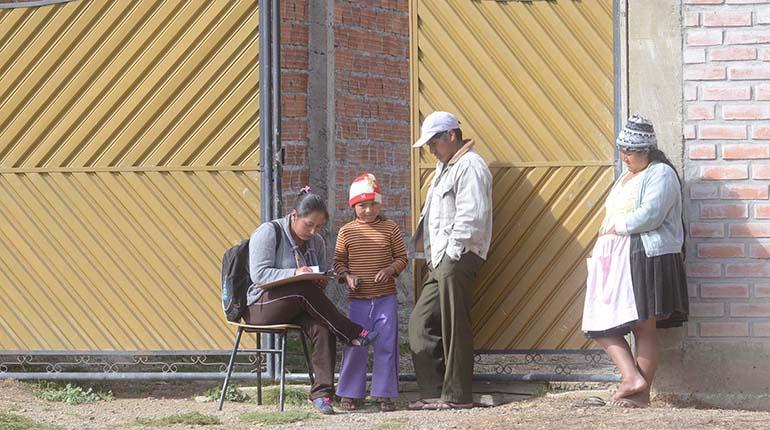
[584,234,689,338]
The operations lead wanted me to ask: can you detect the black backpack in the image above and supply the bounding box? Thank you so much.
[221,221,282,322]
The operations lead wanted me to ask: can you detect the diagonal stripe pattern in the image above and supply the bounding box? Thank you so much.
[411,0,615,350]
[0,0,260,350]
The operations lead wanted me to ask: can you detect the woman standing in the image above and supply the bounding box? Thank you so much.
[582,115,689,408]
[245,188,378,415]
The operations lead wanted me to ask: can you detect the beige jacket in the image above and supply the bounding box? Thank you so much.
[411,140,493,268]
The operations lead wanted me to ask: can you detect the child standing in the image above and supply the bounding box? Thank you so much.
[334,173,408,412]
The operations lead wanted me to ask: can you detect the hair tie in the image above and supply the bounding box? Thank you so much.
[299,185,312,195]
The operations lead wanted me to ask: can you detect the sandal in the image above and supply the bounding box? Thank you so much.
[608,398,647,408]
[422,401,474,410]
[379,400,396,412]
[573,396,607,408]
[338,397,358,411]
[408,398,438,410]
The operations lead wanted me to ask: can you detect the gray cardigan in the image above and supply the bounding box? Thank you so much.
[615,161,684,257]
[246,214,328,306]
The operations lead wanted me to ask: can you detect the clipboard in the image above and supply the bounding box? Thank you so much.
[259,271,337,290]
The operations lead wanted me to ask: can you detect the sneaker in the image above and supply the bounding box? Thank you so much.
[351,329,379,347]
[310,396,335,415]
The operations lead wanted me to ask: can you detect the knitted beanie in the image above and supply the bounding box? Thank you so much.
[349,173,382,207]
[616,114,657,151]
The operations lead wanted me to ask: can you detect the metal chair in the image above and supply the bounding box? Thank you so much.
[217,321,314,412]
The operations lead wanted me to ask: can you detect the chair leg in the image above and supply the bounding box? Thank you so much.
[257,333,263,405]
[217,326,243,411]
[299,330,315,386]
[278,331,287,412]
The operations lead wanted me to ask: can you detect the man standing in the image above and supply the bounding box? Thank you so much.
[408,111,493,410]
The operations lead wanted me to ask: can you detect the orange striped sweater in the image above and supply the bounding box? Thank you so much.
[333,217,408,299]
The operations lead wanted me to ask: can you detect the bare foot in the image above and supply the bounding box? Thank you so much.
[623,389,651,407]
[612,375,648,401]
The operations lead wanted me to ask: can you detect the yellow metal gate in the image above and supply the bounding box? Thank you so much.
[410,0,615,350]
[0,0,260,351]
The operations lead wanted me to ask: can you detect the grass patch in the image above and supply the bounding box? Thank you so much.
[239,410,314,425]
[200,385,249,402]
[135,412,220,426]
[261,384,309,406]
[31,381,112,404]
[0,412,62,430]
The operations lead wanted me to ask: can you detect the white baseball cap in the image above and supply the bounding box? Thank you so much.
[412,111,460,148]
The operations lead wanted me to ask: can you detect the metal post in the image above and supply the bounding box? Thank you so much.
[269,0,283,381]
[258,0,276,381]
[271,0,283,221]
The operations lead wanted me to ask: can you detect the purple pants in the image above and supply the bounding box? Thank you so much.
[336,294,399,399]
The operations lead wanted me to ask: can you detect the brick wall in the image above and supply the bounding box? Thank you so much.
[333,0,411,233]
[279,0,310,205]
[684,0,770,339]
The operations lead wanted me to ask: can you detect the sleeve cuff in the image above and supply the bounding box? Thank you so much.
[615,221,629,235]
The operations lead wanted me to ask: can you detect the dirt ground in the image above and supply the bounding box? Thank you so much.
[2,379,770,430]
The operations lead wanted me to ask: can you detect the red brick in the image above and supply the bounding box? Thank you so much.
[685,0,723,4]
[755,204,770,218]
[700,203,748,218]
[759,9,770,24]
[685,84,698,101]
[754,283,770,297]
[688,29,724,46]
[751,322,770,337]
[727,185,763,205]
[703,10,752,26]
[727,0,770,2]
[690,183,720,199]
[700,283,750,298]
[689,284,700,298]
[723,105,770,120]
[690,302,726,317]
[758,85,770,101]
[725,30,770,44]
[731,303,770,316]
[684,65,727,81]
[729,65,770,80]
[687,263,723,278]
[722,144,770,159]
[697,243,746,258]
[690,222,726,238]
[701,85,751,101]
[685,48,706,64]
[726,263,770,276]
[686,11,701,27]
[751,243,770,258]
[754,125,770,140]
[699,322,749,338]
[700,164,748,180]
[753,164,770,179]
[699,124,747,140]
[709,46,757,61]
[687,103,715,120]
[685,124,697,140]
[729,223,770,237]
[760,48,770,61]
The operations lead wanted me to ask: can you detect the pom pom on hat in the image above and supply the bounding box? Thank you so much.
[349,173,382,207]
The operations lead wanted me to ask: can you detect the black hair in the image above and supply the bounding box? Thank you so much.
[294,187,329,220]
[452,128,463,141]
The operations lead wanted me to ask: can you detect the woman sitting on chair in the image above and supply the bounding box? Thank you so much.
[245,187,378,415]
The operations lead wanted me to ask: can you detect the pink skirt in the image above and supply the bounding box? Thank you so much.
[581,234,639,333]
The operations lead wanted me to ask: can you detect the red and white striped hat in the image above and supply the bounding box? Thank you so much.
[348,173,382,207]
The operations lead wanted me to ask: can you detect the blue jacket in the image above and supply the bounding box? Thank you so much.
[615,162,684,257]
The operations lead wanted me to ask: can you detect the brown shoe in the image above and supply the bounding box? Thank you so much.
[379,400,397,412]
